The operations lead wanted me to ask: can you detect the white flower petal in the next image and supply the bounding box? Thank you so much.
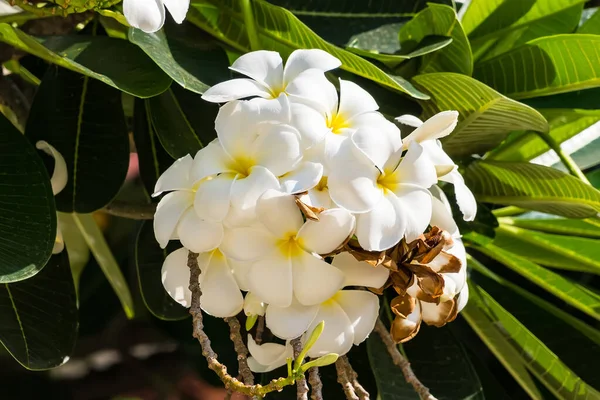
[123,0,165,33]
[338,79,378,119]
[456,284,469,312]
[356,192,405,251]
[328,154,382,213]
[256,189,304,238]
[402,111,459,145]
[154,191,193,248]
[283,49,341,83]
[430,189,459,236]
[247,335,292,372]
[441,170,477,222]
[266,300,319,340]
[394,184,432,242]
[176,208,223,253]
[253,124,301,176]
[296,208,355,255]
[334,291,379,345]
[231,166,281,214]
[392,141,437,188]
[193,173,235,222]
[350,119,402,173]
[305,300,354,358]
[36,141,68,196]
[190,139,233,182]
[395,114,423,128]
[230,258,252,291]
[279,161,323,194]
[302,187,333,210]
[289,102,330,148]
[200,251,243,317]
[286,69,338,115]
[153,154,193,196]
[292,251,345,306]
[244,292,266,316]
[161,248,192,307]
[162,0,189,23]
[220,226,276,261]
[331,252,389,288]
[230,50,284,91]
[421,140,455,174]
[201,78,272,103]
[248,247,294,307]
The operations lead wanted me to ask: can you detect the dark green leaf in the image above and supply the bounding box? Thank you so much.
[135,221,188,321]
[413,73,548,156]
[133,98,174,198]
[0,252,78,370]
[0,113,56,283]
[474,34,600,100]
[498,216,600,238]
[188,0,429,99]
[0,23,171,98]
[266,0,451,16]
[57,212,89,295]
[128,21,231,94]
[26,66,130,213]
[464,160,600,218]
[523,87,600,110]
[148,85,219,159]
[346,23,404,55]
[398,4,472,75]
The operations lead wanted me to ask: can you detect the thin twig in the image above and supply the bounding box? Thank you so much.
[292,338,309,400]
[255,315,265,345]
[374,319,437,400]
[187,251,298,397]
[308,365,323,400]
[103,200,156,220]
[335,358,358,400]
[340,356,370,400]
[225,317,255,385]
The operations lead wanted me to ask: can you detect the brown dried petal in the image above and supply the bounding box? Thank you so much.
[390,294,415,318]
[406,264,445,300]
[390,269,414,296]
[345,246,387,267]
[294,197,324,221]
[436,252,462,274]
[421,298,458,328]
[417,240,445,264]
[390,302,422,343]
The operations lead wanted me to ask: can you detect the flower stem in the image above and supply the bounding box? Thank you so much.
[536,131,590,184]
[240,0,261,50]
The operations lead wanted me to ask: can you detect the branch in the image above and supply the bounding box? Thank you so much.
[374,319,437,400]
[225,317,255,385]
[292,338,309,400]
[255,315,265,345]
[308,365,323,400]
[103,201,156,220]
[340,356,369,400]
[335,358,358,400]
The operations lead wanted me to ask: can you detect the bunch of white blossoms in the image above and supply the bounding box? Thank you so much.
[154,49,476,372]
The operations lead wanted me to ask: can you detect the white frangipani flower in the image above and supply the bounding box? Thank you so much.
[221,189,355,308]
[247,335,293,373]
[36,141,68,254]
[202,49,341,104]
[396,111,477,221]
[123,0,189,33]
[152,155,224,253]
[161,247,244,318]
[244,292,266,317]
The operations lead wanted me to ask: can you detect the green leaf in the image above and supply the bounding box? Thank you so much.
[487,109,600,162]
[464,160,600,218]
[412,73,548,156]
[0,252,78,370]
[72,213,134,319]
[147,85,219,159]
[57,212,90,296]
[187,0,429,99]
[128,21,231,94]
[461,301,542,400]
[578,7,600,34]
[398,4,472,75]
[135,221,188,321]
[467,282,600,399]
[492,224,600,274]
[499,216,600,238]
[466,234,600,320]
[0,114,56,283]
[266,0,451,16]
[26,66,130,213]
[0,23,171,98]
[474,34,600,100]
[132,98,174,198]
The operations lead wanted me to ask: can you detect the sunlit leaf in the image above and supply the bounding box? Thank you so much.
[499,216,600,238]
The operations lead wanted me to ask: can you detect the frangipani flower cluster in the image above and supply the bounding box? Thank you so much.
[154,49,476,372]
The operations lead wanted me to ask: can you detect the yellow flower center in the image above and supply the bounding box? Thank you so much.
[327,112,349,134]
[278,233,305,258]
[376,168,400,192]
[227,156,255,178]
[316,176,328,191]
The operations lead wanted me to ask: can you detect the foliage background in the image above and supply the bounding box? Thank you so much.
[0,0,599,399]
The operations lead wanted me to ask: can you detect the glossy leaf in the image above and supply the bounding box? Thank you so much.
[72,213,134,319]
[468,283,600,399]
[26,66,130,213]
[0,23,171,98]
[398,4,472,75]
[57,212,90,296]
[467,234,600,320]
[135,221,188,321]
[0,114,56,283]
[499,216,600,238]
[128,22,231,94]
[147,85,219,159]
[488,109,600,162]
[0,252,78,370]
[187,0,429,99]
[474,34,600,100]
[413,73,548,156]
[578,7,600,34]
[464,160,600,218]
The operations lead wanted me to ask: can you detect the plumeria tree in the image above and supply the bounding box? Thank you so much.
[0,0,599,399]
